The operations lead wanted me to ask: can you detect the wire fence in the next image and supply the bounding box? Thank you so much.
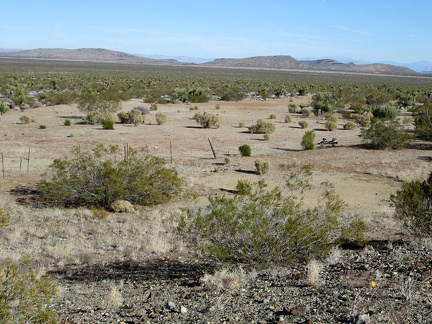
[1,148,31,179]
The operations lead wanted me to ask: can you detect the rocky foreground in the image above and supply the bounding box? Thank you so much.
[47,240,432,323]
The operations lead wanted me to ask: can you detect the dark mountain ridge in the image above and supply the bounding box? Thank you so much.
[0,48,418,76]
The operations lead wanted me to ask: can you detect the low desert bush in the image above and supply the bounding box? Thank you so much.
[64,119,72,126]
[356,112,372,127]
[402,116,413,125]
[38,144,184,208]
[341,110,352,119]
[83,108,116,125]
[39,124,47,129]
[248,119,276,134]
[239,144,252,157]
[343,121,357,130]
[0,207,11,228]
[340,218,369,246]
[0,255,57,323]
[288,104,297,113]
[269,114,276,120]
[391,172,432,236]
[235,179,253,195]
[178,173,354,265]
[101,118,114,130]
[238,122,245,128]
[361,119,414,149]
[301,130,315,150]
[255,159,270,175]
[301,107,311,117]
[263,133,271,141]
[155,112,168,125]
[371,105,398,120]
[133,105,150,115]
[284,115,292,123]
[117,110,145,125]
[298,120,308,129]
[194,112,220,128]
[202,267,249,291]
[19,115,35,124]
[150,103,158,111]
[325,121,338,131]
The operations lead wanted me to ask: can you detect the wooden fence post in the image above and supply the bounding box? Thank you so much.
[208,138,216,159]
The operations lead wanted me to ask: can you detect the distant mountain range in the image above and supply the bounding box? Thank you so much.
[0,48,430,75]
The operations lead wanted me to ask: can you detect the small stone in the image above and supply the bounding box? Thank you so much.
[180,306,187,314]
[166,301,176,310]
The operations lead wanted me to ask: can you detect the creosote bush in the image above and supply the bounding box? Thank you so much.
[38,144,184,208]
[83,108,116,125]
[255,159,270,175]
[325,121,338,131]
[0,207,11,228]
[117,110,145,125]
[0,255,57,323]
[298,120,308,129]
[155,112,168,125]
[64,119,72,126]
[239,144,252,157]
[194,112,220,128]
[178,165,360,265]
[235,179,253,195]
[248,119,276,134]
[101,118,114,130]
[361,119,413,149]
[19,115,35,124]
[343,121,356,130]
[284,115,292,123]
[301,130,316,150]
[391,172,432,236]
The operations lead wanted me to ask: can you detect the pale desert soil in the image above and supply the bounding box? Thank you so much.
[1,97,432,323]
[1,96,430,238]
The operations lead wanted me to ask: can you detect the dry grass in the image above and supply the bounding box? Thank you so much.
[306,259,324,287]
[202,267,256,291]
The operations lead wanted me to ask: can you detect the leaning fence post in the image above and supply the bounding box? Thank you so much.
[27,147,30,172]
[208,138,216,159]
[1,153,4,179]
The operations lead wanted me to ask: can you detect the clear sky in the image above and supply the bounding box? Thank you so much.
[0,0,430,63]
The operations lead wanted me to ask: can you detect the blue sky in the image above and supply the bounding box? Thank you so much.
[0,0,430,63]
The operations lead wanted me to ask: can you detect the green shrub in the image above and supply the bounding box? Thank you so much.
[298,120,308,129]
[117,110,145,125]
[248,119,276,134]
[64,119,72,126]
[301,107,311,117]
[255,159,270,175]
[371,105,398,120]
[343,121,356,130]
[325,121,337,131]
[155,112,168,125]
[263,133,271,141]
[269,114,277,120]
[288,104,297,113]
[324,113,337,123]
[356,112,372,127]
[101,118,114,130]
[38,145,184,208]
[239,144,251,157]
[194,112,220,128]
[83,108,116,125]
[361,119,414,149]
[0,255,57,323]
[215,104,221,110]
[340,218,369,246]
[178,176,350,265]
[391,172,432,236]
[301,130,316,150]
[341,110,352,119]
[235,179,253,195]
[412,103,432,140]
[0,101,9,123]
[284,115,292,123]
[0,207,11,228]
[223,157,231,166]
[238,122,245,128]
[39,124,47,129]
[19,115,35,124]
[150,103,158,111]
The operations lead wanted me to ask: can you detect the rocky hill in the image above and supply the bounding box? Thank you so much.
[0,48,181,65]
[1,48,418,75]
[203,55,417,75]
